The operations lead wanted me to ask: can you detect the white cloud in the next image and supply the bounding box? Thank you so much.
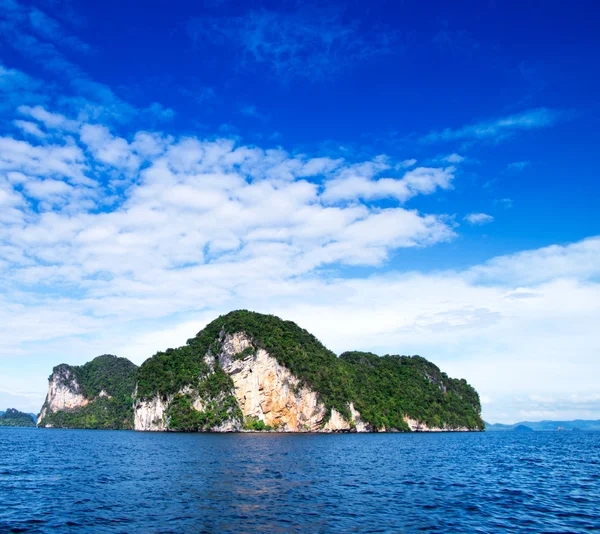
[444,153,465,163]
[464,213,494,225]
[322,166,455,203]
[0,136,91,185]
[18,105,78,131]
[0,115,458,306]
[469,236,600,285]
[422,108,565,144]
[13,119,45,137]
[23,178,73,200]
[79,124,140,171]
[508,161,530,171]
[0,104,597,426]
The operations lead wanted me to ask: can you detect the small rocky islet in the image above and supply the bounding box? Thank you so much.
[0,408,36,427]
[37,310,484,432]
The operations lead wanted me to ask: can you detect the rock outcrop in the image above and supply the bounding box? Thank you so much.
[403,417,472,432]
[133,333,369,432]
[134,395,169,432]
[38,355,138,429]
[216,333,368,432]
[38,366,89,426]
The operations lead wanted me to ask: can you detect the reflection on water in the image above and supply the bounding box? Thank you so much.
[1,428,599,532]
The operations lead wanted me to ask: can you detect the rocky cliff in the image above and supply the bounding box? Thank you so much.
[134,332,369,432]
[38,355,137,429]
[133,310,484,432]
[38,365,89,424]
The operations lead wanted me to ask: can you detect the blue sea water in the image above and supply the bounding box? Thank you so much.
[1,429,599,533]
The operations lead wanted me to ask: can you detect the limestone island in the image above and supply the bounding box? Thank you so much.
[38,310,484,432]
[0,408,36,427]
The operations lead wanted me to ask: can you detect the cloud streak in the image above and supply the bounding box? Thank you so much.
[422,108,565,145]
[0,1,174,124]
[188,6,397,81]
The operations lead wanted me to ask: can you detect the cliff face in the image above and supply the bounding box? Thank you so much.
[133,333,367,432]
[134,395,169,431]
[215,333,369,432]
[403,417,472,432]
[38,366,89,424]
[38,355,138,429]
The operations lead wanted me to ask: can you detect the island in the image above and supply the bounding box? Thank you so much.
[0,408,36,427]
[38,310,484,432]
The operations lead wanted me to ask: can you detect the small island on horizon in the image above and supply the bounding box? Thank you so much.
[35,310,484,433]
[0,408,36,427]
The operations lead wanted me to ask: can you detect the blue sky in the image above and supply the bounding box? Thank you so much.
[1,0,599,423]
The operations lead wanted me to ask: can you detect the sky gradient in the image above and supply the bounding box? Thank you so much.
[1,0,599,423]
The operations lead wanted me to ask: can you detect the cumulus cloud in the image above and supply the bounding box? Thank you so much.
[0,109,459,308]
[80,124,141,171]
[322,166,455,203]
[464,213,494,225]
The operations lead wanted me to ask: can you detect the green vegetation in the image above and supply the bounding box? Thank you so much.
[0,408,36,427]
[39,355,138,430]
[243,416,274,431]
[136,317,230,400]
[235,346,256,360]
[67,354,137,400]
[340,351,483,431]
[165,367,243,432]
[39,397,134,430]
[134,310,483,432]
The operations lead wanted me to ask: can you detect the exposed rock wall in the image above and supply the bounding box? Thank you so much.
[133,332,369,432]
[133,386,242,432]
[218,332,368,432]
[38,369,89,425]
[134,395,169,431]
[403,417,471,432]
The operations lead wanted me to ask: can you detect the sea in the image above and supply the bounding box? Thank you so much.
[1,428,599,533]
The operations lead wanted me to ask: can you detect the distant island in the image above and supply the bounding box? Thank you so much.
[485,420,600,431]
[37,310,484,432]
[513,424,534,432]
[0,408,36,427]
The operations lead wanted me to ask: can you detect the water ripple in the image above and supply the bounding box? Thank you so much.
[1,428,599,532]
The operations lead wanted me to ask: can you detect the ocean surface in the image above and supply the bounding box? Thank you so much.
[1,429,599,533]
